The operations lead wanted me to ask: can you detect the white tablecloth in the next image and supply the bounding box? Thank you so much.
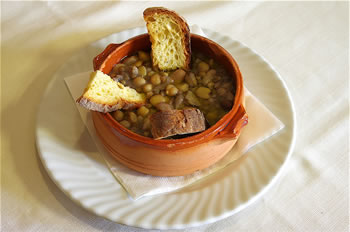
[2,1,348,231]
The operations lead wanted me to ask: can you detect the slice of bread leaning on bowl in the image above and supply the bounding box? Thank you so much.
[76,7,248,176]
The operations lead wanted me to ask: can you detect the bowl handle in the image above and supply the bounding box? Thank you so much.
[93,43,122,71]
[215,105,248,139]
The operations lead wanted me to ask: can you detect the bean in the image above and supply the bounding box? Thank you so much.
[128,112,138,123]
[147,70,155,76]
[160,71,169,76]
[146,92,154,98]
[118,66,126,74]
[155,102,173,111]
[143,84,152,92]
[138,51,151,61]
[112,64,125,74]
[166,84,175,90]
[170,69,186,84]
[150,74,161,85]
[209,59,214,67]
[123,55,138,65]
[113,110,124,121]
[137,106,149,116]
[138,115,144,124]
[198,61,210,72]
[134,60,143,67]
[153,81,171,92]
[199,71,206,77]
[122,72,130,81]
[222,82,232,89]
[202,73,213,85]
[138,66,147,77]
[166,87,178,96]
[207,82,215,89]
[142,118,151,130]
[176,83,189,92]
[150,94,166,106]
[174,94,184,109]
[130,66,138,78]
[185,91,201,106]
[120,120,131,128]
[185,73,197,87]
[196,87,211,99]
[133,77,146,87]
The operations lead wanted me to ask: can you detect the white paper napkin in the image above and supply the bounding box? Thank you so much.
[64,27,285,200]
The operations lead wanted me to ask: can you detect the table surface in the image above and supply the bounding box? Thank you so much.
[1,1,348,232]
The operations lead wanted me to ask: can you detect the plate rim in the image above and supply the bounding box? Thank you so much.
[35,26,297,229]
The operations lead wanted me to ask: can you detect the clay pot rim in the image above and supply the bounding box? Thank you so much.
[96,33,244,147]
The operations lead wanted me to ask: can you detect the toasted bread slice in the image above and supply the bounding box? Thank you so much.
[143,7,191,71]
[76,71,146,113]
[150,108,206,139]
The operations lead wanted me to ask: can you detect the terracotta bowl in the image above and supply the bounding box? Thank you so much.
[92,33,248,176]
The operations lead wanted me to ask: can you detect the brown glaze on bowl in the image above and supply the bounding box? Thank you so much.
[92,33,248,176]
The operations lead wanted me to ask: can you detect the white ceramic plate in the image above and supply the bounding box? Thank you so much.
[36,27,296,229]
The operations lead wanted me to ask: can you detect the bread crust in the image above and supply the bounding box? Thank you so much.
[76,71,145,113]
[77,96,144,113]
[143,7,191,70]
[150,108,206,139]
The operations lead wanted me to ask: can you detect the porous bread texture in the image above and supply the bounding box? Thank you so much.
[144,7,191,71]
[76,70,145,113]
